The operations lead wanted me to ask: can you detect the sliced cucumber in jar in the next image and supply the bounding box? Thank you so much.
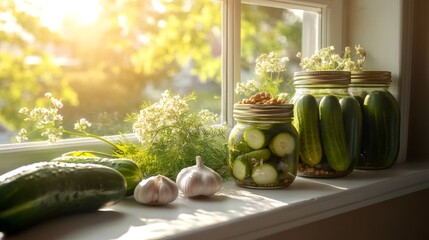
[229,127,252,154]
[243,127,267,150]
[251,163,278,185]
[245,148,272,162]
[234,141,252,154]
[232,156,251,181]
[269,132,295,157]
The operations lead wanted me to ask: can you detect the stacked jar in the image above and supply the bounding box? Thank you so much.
[228,103,299,189]
[349,71,400,169]
[292,71,361,178]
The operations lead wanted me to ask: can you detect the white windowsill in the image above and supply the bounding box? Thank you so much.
[8,161,429,240]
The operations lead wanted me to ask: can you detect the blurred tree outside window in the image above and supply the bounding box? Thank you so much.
[0,0,318,144]
[241,2,320,99]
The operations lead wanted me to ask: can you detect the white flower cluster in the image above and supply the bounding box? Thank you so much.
[132,90,219,146]
[235,79,258,96]
[16,92,92,143]
[297,45,366,71]
[255,52,289,74]
[197,109,219,124]
[236,52,290,100]
[16,128,28,143]
[17,93,65,143]
[74,118,92,131]
[132,90,189,145]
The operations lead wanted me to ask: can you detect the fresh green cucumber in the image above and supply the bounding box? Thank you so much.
[362,91,400,167]
[0,162,126,234]
[61,151,99,157]
[232,156,251,181]
[340,96,362,163]
[52,156,142,196]
[293,94,322,166]
[353,95,365,112]
[268,132,295,157]
[243,127,268,150]
[251,163,278,185]
[319,95,351,172]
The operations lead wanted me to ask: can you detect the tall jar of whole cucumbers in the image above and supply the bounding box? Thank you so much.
[292,71,362,178]
[228,103,299,189]
[349,71,400,169]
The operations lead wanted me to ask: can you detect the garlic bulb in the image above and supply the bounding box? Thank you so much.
[134,175,178,205]
[176,156,223,198]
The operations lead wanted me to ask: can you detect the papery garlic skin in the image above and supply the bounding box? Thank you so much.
[134,175,178,205]
[176,156,223,198]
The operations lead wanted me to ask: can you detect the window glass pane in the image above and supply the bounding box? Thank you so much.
[240,3,320,99]
[0,0,222,144]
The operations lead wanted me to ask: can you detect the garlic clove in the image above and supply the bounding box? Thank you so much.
[134,174,178,205]
[176,156,223,198]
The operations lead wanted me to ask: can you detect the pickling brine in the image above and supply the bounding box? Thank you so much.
[228,104,298,189]
[349,71,400,169]
[292,71,361,178]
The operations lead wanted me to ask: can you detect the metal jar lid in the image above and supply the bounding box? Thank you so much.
[350,71,391,84]
[293,71,351,86]
[233,103,294,121]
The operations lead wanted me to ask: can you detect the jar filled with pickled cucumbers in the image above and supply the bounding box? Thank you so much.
[349,71,400,169]
[291,71,361,178]
[228,101,299,189]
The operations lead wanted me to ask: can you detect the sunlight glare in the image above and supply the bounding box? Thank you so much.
[289,9,304,20]
[151,0,166,13]
[151,0,174,13]
[26,0,102,31]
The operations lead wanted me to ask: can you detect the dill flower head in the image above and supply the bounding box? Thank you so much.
[16,93,65,143]
[236,52,291,100]
[297,44,366,72]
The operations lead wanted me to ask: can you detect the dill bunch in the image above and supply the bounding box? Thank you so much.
[122,90,228,180]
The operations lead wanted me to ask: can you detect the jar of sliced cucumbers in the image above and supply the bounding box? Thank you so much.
[292,71,362,178]
[228,95,299,189]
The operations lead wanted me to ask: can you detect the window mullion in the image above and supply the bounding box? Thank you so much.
[223,0,241,128]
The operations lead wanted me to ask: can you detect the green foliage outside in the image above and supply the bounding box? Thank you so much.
[0,0,78,133]
[0,0,302,140]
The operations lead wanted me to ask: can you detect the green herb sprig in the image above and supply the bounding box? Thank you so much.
[17,91,228,180]
[126,90,227,180]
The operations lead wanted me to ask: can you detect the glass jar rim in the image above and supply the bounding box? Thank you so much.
[233,104,294,121]
[293,71,351,86]
[350,71,391,84]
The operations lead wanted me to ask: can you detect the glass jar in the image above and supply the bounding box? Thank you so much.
[292,71,361,178]
[228,104,298,189]
[349,71,400,169]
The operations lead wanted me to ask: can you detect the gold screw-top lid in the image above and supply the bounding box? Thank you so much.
[350,71,391,84]
[293,71,351,86]
[233,104,294,121]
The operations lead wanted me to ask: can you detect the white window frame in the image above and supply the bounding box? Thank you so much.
[1,0,411,173]
[1,2,420,238]
[223,0,344,127]
[0,0,344,171]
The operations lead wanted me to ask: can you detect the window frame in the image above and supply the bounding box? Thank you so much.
[0,1,417,238]
[223,0,344,128]
[0,0,343,169]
